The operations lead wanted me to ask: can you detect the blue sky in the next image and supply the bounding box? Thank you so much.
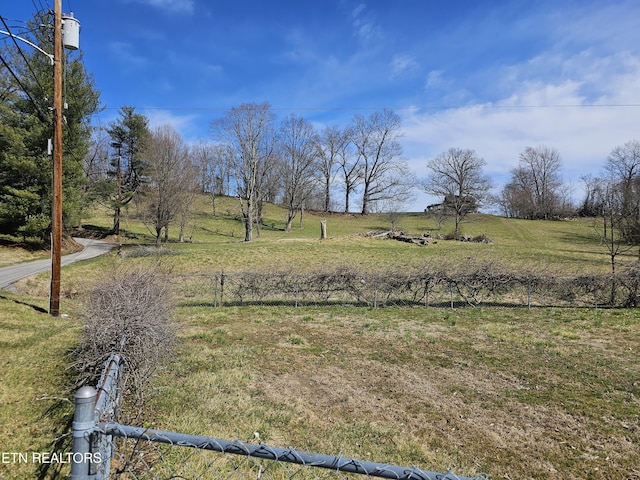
[2,0,640,211]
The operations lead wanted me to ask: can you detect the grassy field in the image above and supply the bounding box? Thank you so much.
[153,305,640,479]
[58,195,631,277]
[1,197,639,479]
[0,292,78,479]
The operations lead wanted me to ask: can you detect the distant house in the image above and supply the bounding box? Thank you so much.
[425,194,478,214]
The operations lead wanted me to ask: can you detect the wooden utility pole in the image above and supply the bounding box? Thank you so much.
[49,0,63,316]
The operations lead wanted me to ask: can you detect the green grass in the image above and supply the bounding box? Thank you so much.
[1,196,639,479]
[25,195,617,282]
[146,306,640,479]
[0,292,79,479]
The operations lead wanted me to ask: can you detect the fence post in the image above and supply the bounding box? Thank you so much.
[373,279,378,309]
[424,279,430,308]
[70,385,97,479]
[220,271,225,306]
[213,274,218,307]
[449,281,454,309]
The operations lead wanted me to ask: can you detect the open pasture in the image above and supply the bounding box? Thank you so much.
[1,197,639,479]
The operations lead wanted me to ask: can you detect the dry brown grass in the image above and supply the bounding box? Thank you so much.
[150,305,640,480]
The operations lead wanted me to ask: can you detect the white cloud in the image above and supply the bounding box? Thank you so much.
[390,54,418,78]
[107,41,149,70]
[144,110,201,141]
[350,3,380,44]
[401,52,640,210]
[124,0,194,14]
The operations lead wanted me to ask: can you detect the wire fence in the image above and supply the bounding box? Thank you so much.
[169,269,640,309]
[70,353,487,480]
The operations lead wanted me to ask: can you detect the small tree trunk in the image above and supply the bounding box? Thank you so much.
[320,218,327,240]
[244,217,251,241]
[113,205,120,236]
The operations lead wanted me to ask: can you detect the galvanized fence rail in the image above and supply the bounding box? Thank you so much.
[70,353,487,480]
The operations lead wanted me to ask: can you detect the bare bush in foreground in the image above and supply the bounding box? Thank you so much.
[73,264,175,414]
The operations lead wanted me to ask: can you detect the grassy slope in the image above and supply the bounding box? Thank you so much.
[1,196,639,479]
[68,195,628,277]
[0,292,78,479]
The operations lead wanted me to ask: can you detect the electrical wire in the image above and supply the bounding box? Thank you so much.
[0,51,50,124]
[0,14,49,102]
[98,104,640,112]
[31,0,51,17]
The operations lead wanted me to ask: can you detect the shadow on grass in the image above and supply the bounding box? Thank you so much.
[35,407,73,480]
[73,224,112,239]
[0,236,46,251]
[0,293,48,313]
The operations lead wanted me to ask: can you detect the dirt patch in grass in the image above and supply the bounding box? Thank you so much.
[154,306,640,480]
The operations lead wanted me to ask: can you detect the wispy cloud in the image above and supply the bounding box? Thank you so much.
[123,0,194,14]
[106,41,149,70]
[280,29,318,64]
[390,54,418,78]
[350,3,381,44]
[425,70,445,89]
[402,53,640,195]
[143,109,201,141]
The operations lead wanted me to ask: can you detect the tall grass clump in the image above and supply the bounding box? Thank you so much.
[72,264,176,415]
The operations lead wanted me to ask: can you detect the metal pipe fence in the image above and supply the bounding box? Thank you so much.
[169,270,640,309]
[71,353,487,480]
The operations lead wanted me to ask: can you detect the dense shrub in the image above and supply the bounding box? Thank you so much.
[72,264,176,412]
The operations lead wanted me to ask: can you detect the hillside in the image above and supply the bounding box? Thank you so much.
[1,195,639,479]
[68,194,626,277]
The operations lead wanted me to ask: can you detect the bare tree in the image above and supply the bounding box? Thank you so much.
[604,140,640,244]
[336,128,361,213]
[177,153,199,243]
[502,145,563,219]
[314,125,346,212]
[350,109,413,214]
[424,148,492,239]
[192,141,232,216]
[579,174,605,217]
[255,138,281,236]
[83,126,111,193]
[279,114,318,232]
[143,125,193,246]
[597,180,635,304]
[212,103,276,242]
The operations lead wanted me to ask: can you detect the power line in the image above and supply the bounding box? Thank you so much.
[0,14,49,102]
[98,103,640,112]
[32,0,51,17]
[0,52,50,124]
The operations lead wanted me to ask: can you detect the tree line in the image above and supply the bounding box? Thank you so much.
[421,141,640,275]
[0,11,100,240]
[2,11,640,263]
[84,103,415,244]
